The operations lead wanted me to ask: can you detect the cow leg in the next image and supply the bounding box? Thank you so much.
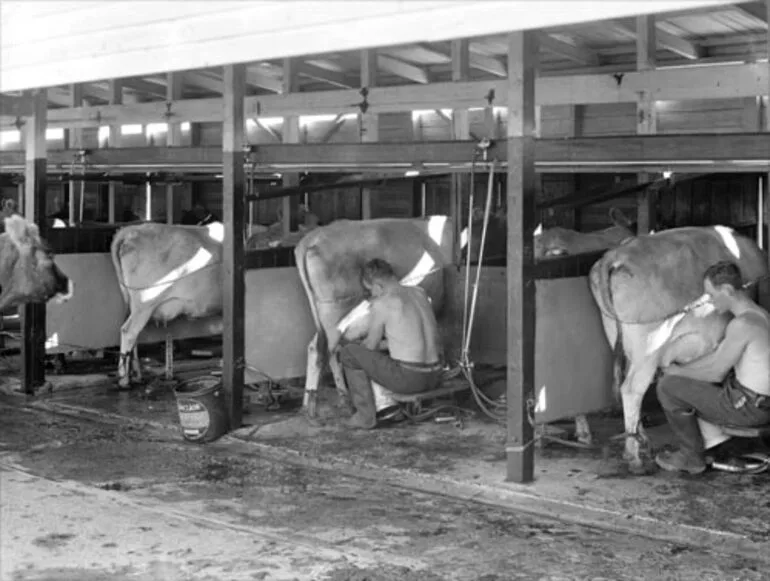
[620,359,658,474]
[131,344,142,384]
[574,414,593,446]
[302,333,323,416]
[117,308,154,389]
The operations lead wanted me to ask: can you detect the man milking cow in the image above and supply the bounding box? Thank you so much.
[338,258,444,429]
[656,260,770,474]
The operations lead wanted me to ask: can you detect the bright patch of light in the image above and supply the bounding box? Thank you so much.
[400,252,436,287]
[45,332,59,350]
[336,300,371,334]
[0,130,20,145]
[534,385,547,414]
[663,171,673,179]
[405,170,420,177]
[121,124,143,135]
[98,126,110,142]
[439,108,452,117]
[145,182,152,221]
[341,113,357,120]
[300,114,338,126]
[534,223,543,237]
[493,106,507,116]
[246,118,257,128]
[460,227,469,250]
[206,221,224,242]
[427,215,447,246]
[181,122,191,131]
[411,110,433,121]
[46,128,64,140]
[714,225,741,259]
[52,218,67,228]
[146,123,168,137]
[140,247,214,302]
[257,117,283,127]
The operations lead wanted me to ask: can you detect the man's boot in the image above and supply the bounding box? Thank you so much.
[344,370,377,430]
[655,410,707,474]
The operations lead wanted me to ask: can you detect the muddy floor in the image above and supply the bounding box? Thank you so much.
[1,397,767,581]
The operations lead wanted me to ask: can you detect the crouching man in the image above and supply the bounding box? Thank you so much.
[656,260,770,474]
[339,258,444,429]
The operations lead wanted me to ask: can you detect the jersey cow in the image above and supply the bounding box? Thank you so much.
[294,216,452,414]
[0,215,73,311]
[589,226,769,473]
[465,207,635,265]
[111,222,224,388]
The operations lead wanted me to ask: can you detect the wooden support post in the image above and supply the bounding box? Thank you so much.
[451,39,470,264]
[636,15,658,234]
[505,31,538,484]
[166,73,183,224]
[360,49,378,220]
[21,89,48,395]
[222,63,246,430]
[107,80,122,223]
[282,58,300,235]
[764,0,769,277]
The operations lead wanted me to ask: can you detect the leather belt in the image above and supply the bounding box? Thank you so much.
[397,361,444,373]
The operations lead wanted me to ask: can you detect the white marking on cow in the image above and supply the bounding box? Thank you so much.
[534,223,543,237]
[206,222,225,243]
[714,225,741,259]
[460,227,469,250]
[401,252,435,287]
[45,332,59,350]
[645,293,715,355]
[52,218,66,229]
[140,247,214,302]
[427,215,447,246]
[337,300,371,334]
[53,279,75,303]
[534,385,547,414]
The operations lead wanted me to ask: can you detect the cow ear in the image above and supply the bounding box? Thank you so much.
[609,207,632,228]
[4,215,35,251]
[534,223,543,236]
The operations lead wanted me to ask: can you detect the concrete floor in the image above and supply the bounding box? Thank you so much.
[1,397,768,581]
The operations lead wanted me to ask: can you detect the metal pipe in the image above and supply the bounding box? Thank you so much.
[759,175,765,250]
[421,181,427,217]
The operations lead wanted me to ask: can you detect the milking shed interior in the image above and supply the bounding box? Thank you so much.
[1,0,769,486]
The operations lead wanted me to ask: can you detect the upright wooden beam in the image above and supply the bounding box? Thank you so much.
[360,49,379,220]
[451,39,471,264]
[765,0,769,258]
[21,89,48,395]
[222,64,246,430]
[636,15,658,234]
[166,72,183,224]
[282,58,301,235]
[107,80,122,223]
[506,31,538,484]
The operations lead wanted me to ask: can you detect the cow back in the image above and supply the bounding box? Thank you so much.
[593,226,769,326]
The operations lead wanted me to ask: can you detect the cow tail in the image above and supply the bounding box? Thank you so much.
[596,255,626,401]
[110,229,130,314]
[294,240,329,372]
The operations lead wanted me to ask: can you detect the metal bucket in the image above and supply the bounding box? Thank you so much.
[174,376,229,443]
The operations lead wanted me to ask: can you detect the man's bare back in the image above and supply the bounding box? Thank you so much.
[370,286,441,365]
[734,306,770,395]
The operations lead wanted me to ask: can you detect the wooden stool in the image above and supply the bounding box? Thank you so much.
[718,423,770,441]
[388,377,469,415]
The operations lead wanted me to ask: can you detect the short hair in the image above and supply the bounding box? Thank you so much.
[704,260,743,291]
[362,258,396,286]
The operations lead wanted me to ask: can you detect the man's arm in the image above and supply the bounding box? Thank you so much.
[664,317,752,382]
[362,299,387,351]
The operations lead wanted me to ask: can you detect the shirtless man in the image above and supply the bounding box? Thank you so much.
[655,260,770,474]
[338,258,443,429]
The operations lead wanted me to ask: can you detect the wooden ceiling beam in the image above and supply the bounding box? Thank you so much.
[537,33,600,66]
[297,62,353,89]
[122,77,167,98]
[734,1,768,25]
[605,20,703,60]
[377,55,430,84]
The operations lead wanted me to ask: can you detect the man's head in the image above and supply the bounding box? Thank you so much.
[703,260,744,313]
[361,258,398,298]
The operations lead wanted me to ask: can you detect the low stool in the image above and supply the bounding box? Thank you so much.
[706,423,770,474]
[388,377,470,416]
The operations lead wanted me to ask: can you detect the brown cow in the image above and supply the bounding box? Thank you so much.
[589,225,769,473]
[111,222,224,388]
[294,216,452,413]
[0,215,73,311]
[464,206,635,264]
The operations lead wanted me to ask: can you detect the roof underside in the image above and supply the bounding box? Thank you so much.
[0,1,766,109]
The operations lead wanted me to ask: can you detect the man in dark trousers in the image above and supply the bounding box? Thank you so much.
[339,258,444,429]
[656,260,770,474]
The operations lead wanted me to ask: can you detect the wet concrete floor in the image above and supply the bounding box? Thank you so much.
[1,395,767,581]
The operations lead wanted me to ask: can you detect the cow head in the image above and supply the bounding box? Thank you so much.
[0,215,74,311]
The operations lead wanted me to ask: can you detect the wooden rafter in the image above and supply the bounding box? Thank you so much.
[297,62,353,89]
[320,114,347,143]
[377,54,430,83]
[605,19,703,60]
[538,33,600,66]
[734,1,768,25]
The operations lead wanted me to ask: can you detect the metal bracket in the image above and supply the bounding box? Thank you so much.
[613,73,624,87]
[484,89,496,106]
[355,87,370,114]
[13,116,25,131]
[162,102,175,122]
[475,137,493,161]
